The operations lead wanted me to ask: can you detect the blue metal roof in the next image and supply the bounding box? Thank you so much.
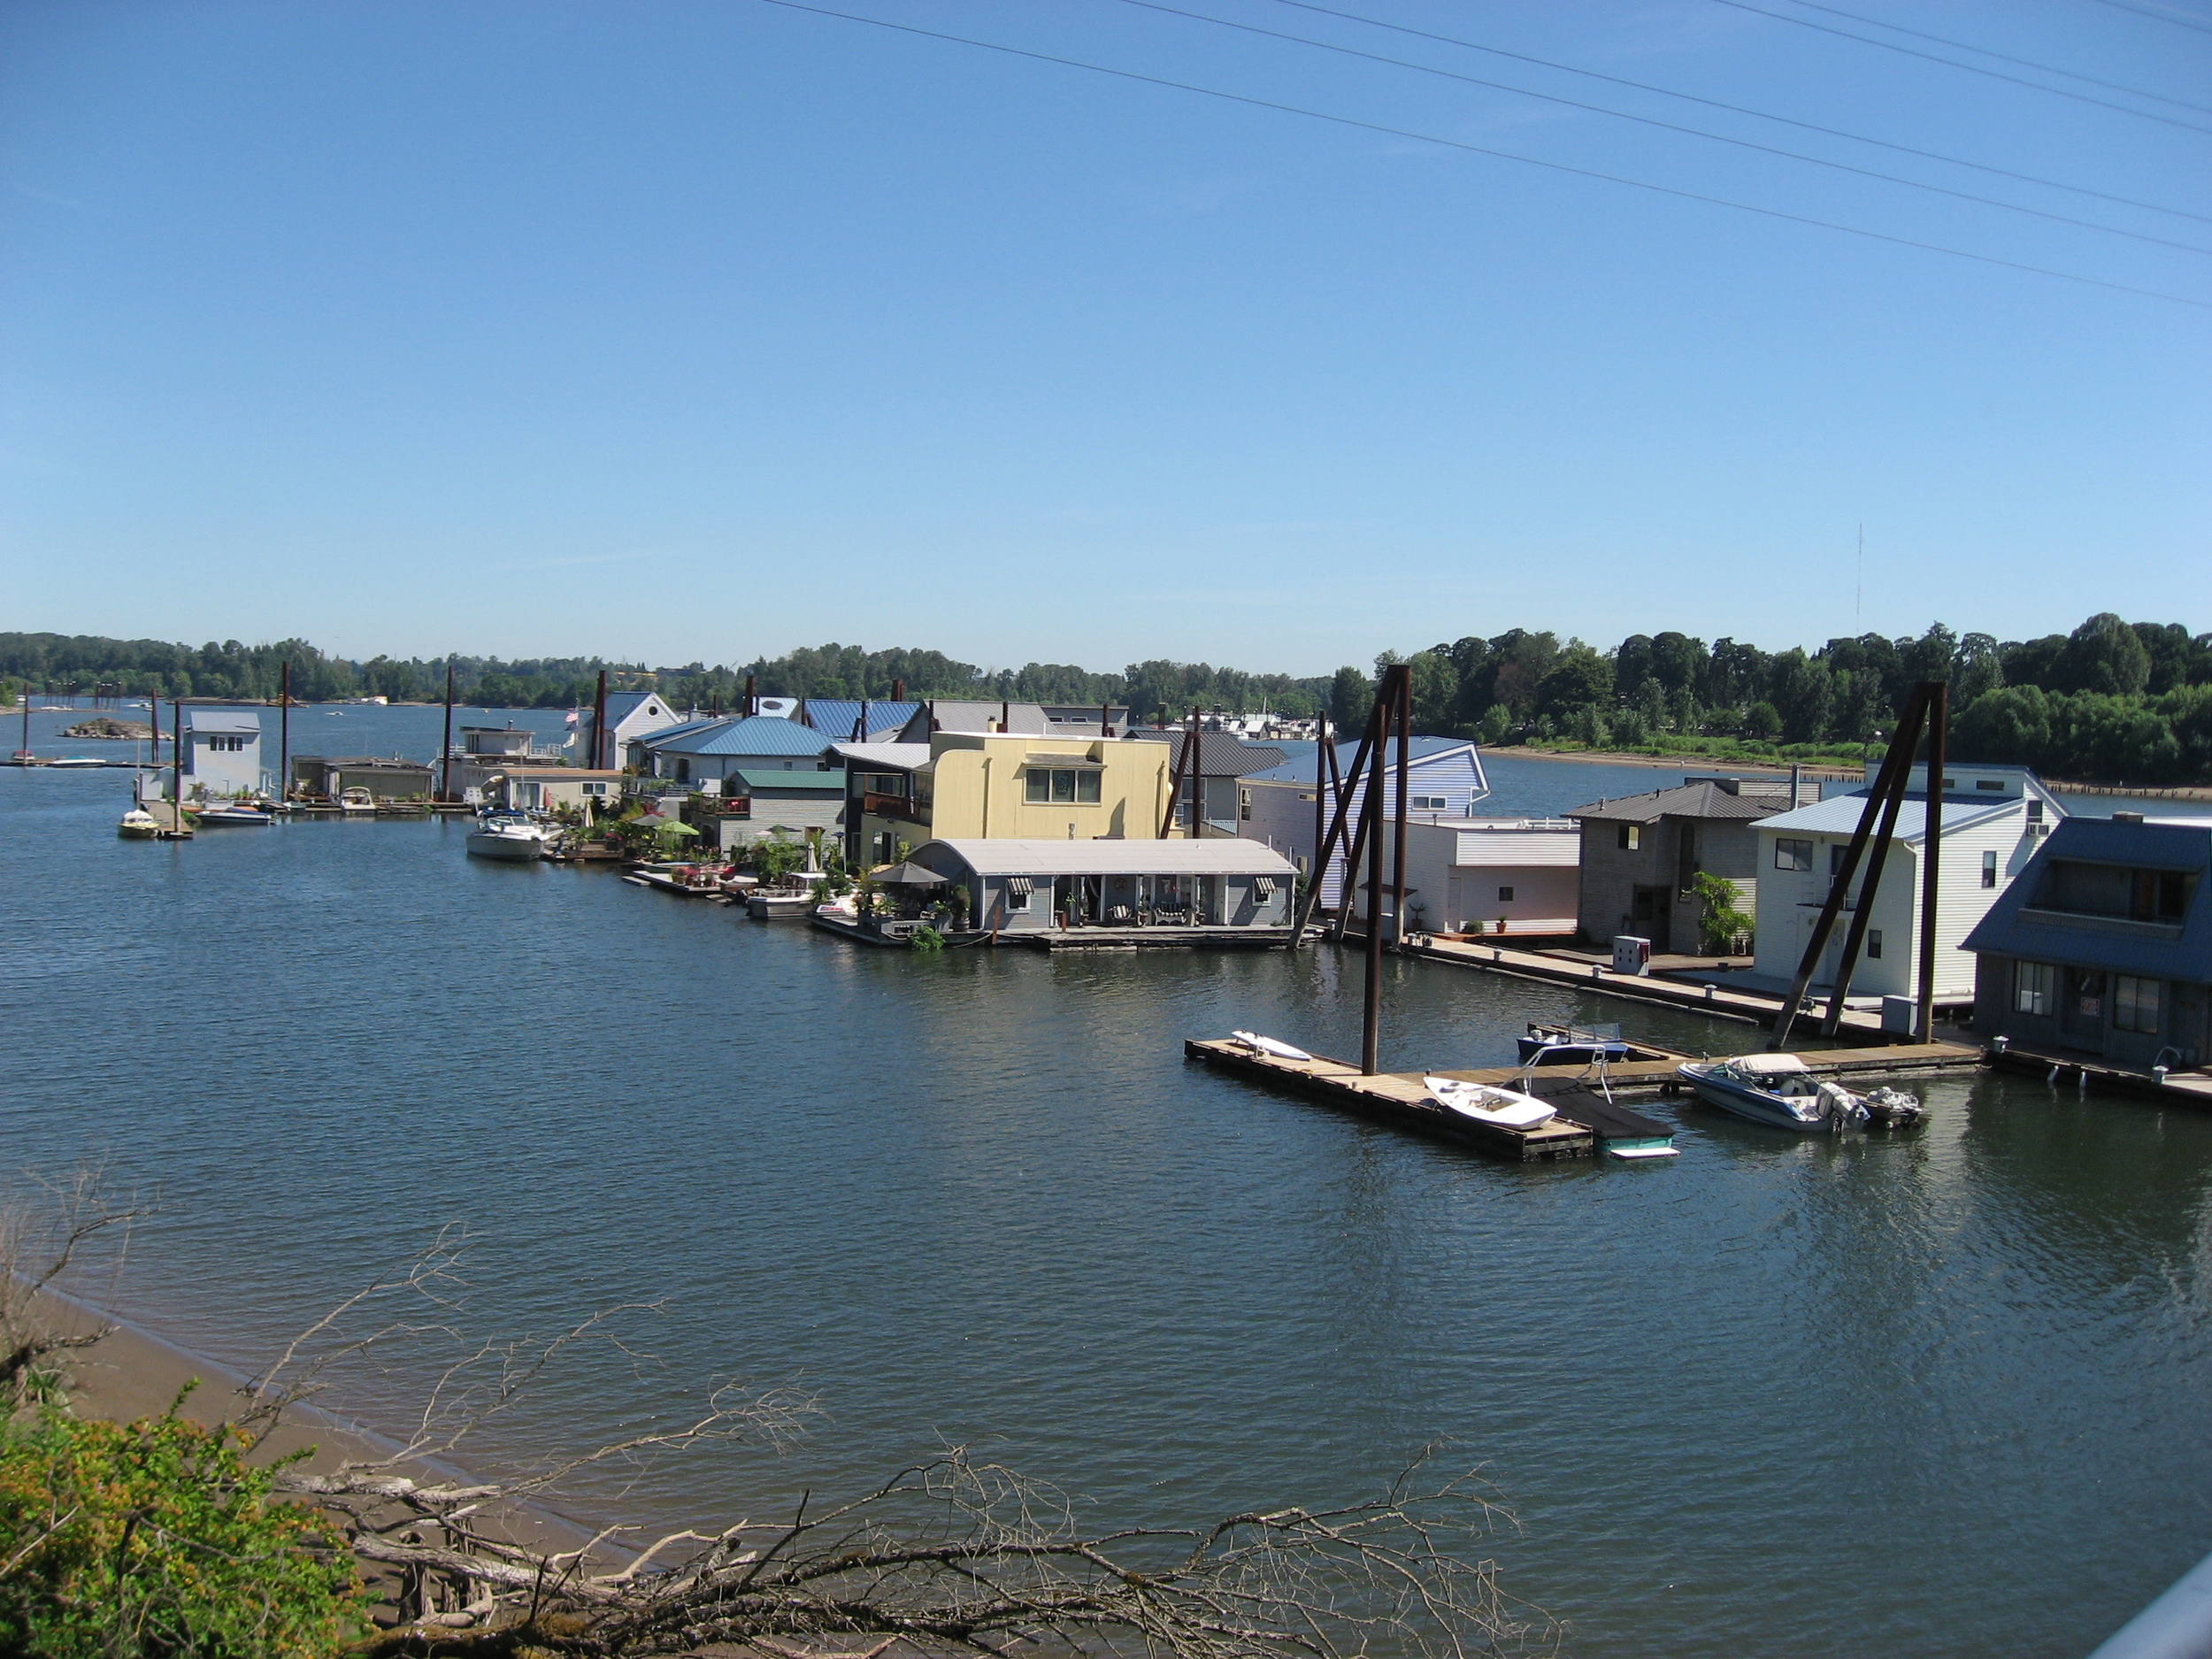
[1755,792,2020,842]
[801,699,920,740]
[1241,737,1479,785]
[1962,818,2212,984]
[184,709,261,734]
[642,715,833,758]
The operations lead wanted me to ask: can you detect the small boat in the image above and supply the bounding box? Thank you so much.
[1232,1030,1313,1062]
[47,757,106,770]
[1517,1022,1632,1067]
[1423,1076,1557,1130]
[196,803,273,826]
[117,807,161,839]
[338,787,377,814]
[465,815,550,862]
[1677,1055,1928,1133]
[747,889,813,919]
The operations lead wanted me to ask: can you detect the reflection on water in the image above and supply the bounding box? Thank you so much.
[4,759,2211,1658]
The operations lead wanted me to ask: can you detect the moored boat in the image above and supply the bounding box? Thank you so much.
[196,803,274,826]
[465,814,550,862]
[117,807,160,839]
[1423,1076,1558,1130]
[1517,1022,1632,1067]
[1677,1055,1927,1132]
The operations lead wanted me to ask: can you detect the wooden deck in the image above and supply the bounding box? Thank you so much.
[1186,1033,1985,1160]
[1185,1039,1595,1160]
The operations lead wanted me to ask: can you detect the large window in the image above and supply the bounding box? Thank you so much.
[1025,768,1102,804]
[1982,850,1998,888]
[2115,975,2163,1033]
[2014,960,2055,1017]
[1776,838,1813,872]
[1866,929,1883,959]
[1617,824,1640,851]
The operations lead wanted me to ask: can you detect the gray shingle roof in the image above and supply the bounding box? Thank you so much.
[1566,780,1793,825]
[1125,731,1288,776]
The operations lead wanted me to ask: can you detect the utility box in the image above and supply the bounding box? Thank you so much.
[1612,935,1652,977]
[1881,995,1917,1035]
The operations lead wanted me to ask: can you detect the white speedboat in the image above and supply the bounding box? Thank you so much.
[1232,1031,1313,1062]
[1424,1076,1557,1130]
[48,757,106,770]
[1677,1055,1926,1132]
[465,816,550,862]
[196,803,273,826]
[117,807,160,840]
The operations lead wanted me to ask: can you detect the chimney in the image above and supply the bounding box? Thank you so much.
[892,679,904,702]
[744,673,757,718]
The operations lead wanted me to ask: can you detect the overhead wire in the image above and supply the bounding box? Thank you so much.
[747,0,2212,311]
[2092,0,2212,35]
[1778,0,2212,113]
[1269,0,2212,226]
[1705,0,2212,134]
[1114,0,2212,256]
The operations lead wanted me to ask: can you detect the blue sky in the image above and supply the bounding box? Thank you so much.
[3,0,2206,676]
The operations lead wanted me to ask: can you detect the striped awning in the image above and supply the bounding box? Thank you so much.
[1004,876,1033,901]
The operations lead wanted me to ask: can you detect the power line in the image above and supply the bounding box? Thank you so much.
[1115,0,2212,256]
[2092,0,2212,35]
[1707,0,2212,134]
[1271,0,2212,226]
[748,0,2212,311]
[1781,0,2212,113]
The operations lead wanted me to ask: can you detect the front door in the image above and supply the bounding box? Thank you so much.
[2062,967,2107,1049]
[1632,886,1671,953]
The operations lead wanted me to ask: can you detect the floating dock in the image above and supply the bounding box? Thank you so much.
[1185,1033,1984,1161]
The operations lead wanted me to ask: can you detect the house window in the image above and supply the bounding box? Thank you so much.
[582,782,607,797]
[2014,961,2055,1017]
[1981,850,1998,888]
[674,759,691,783]
[1866,929,1883,959]
[2133,869,2188,921]
[2115,975,2162,1034]
[1498,886,1515,902]
[1240,789,1251,821]
[1025,769,1101,804]
[1776,838,1813,872]
[2027,799,2046,823]
[1412,795,1448,811]
[1977,780,2003,791]
[1831,845,1851,875]
[1617,824,1641,851]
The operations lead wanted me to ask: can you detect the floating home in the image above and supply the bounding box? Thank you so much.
[1126,730,1287,835]
[631,714,837,786]
[575,691,685,772]
[1965,816,2209,1080]
[1749,764,2063,1004]
[1237,738,1490,909]
[1564,777,1801,950]
[904,838,1299,941]
[181,708,263,798]
[291,756,435,802]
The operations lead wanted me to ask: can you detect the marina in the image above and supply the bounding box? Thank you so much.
[5,718,2212,1658]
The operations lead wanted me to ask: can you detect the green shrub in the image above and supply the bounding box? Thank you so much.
[0,1396,363,1658]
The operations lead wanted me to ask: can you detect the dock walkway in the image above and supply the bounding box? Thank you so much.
[1402,935,1912,1039]
[1186,1033,1985,1160]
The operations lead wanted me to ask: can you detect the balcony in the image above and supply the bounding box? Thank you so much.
[863,791,926,825]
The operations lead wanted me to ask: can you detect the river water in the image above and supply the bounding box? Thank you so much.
[6,705,2211,1655]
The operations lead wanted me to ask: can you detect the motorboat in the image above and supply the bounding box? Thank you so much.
[1232,1030,1313,1062]
[1676,1055,1927,1133]
[1517,1022,1632,1067]
[117,807,160,840]
[465,814,550,862]
[747,888,813,919]
[338,787,377,814]
[1423,1076,1558,1130]
[47,757,106,770]
[196,803,273,826]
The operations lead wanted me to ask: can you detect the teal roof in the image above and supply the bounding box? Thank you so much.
[730,767,843,793]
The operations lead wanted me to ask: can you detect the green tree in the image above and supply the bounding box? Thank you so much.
[1408,651,1457,734]
[1536,643,1612,719]
[1477,703,1513,746]
[1742,701,1782,739]
[1691,872,1755,954]
[2055,612,2153,696]
[1329,666,1375,730]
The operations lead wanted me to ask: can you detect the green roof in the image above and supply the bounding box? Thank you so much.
[730,768,844,794]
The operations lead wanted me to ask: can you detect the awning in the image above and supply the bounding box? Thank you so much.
[1253,877,1276,897]
[874,861,946,886]
[1004,876,1033,902]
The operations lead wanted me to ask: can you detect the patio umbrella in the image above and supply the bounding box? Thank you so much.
[873,861,946,886]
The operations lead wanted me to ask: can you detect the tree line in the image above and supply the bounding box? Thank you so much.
[5,611,2208,783]
[1328,612,2212,786]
